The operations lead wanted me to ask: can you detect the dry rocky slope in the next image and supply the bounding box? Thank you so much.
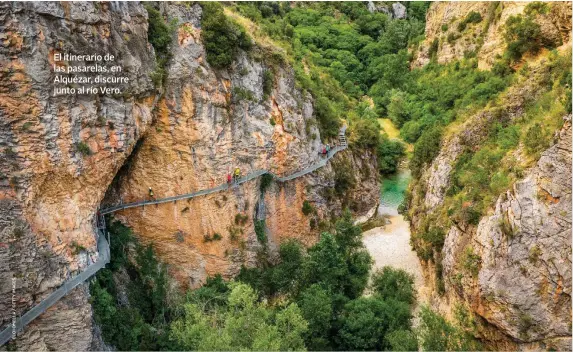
[413,1,572,69]
[0,2,378,349]
[407,2,572,350]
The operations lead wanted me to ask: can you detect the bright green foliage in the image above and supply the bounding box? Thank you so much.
[378,136,406,174]
[231,2,426,141]
[385,329,419,351]
[297,284,334,350]
[350,118,381,149]
[418,306,482,351]
[201,2,252,69]
[371,266,416,305]
[170,283,308,351]
[337,297,412,350]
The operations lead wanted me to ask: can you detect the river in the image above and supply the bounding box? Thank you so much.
[362,170,425,290]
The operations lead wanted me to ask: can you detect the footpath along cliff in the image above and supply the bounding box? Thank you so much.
[0,2,379,349]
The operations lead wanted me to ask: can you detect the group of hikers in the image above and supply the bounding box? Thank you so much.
[320,143,332,156]
[227,167,242,185]
[147,142,337,199]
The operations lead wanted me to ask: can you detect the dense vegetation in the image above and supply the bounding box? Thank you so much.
[93,214,481,350]
[201,2,253,69]
[144,4,178,87]
[224,2,429,172]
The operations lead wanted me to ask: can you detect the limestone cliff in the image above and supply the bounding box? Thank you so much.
[0,2,157,350]
[413,1,572,69]
[406,4,572,347]
[0,2,380,349]
[103,3,379,288]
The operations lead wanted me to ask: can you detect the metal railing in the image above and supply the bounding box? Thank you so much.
[0,230,110,346]
[101,134,348,215]
[0,130,347,345]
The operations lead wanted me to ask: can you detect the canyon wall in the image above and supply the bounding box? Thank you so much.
[413,1,572,69]
[407,2,572,349]
[104,3,379,288]
[0,2,379,349]
[0,2,157,350]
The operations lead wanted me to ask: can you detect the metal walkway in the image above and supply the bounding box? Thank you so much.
[0,229,110,346]
[100,134,348,215]
[0,130,347,345]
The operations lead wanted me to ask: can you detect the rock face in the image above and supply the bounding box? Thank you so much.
[413,1,572,69]
[0,2,157,349]
[105,3,379,288]
[407,4,573,344]
[1,2,381,348]
[471,117,571,347]
[367,1,407,19]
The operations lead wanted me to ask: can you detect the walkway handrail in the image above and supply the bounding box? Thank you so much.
[0,129,348,346]
[101,142,347,215]
[0,230,110,346]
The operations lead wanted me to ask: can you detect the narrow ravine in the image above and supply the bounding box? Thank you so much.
[362,170,425,292]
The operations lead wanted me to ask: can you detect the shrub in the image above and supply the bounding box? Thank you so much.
[351,118,380,149]
[201,2,252,69]
[419,227,446,252]
[302,200,313,216]
[144,5,177,86]
[524,2,549,15]
[235,213,249,226]
[255,219,267,243]
[370,266,416,305]
[333,159,356,195]
[504,14,553,62]
[262,70,274,99]
[465,11,483,24]
[232,87,255,101]
[441,24,448,32]
[377,137,405,175]
[428,38,439,58]
[523,122,550,156]
[410,127,442,178]
[462,247,481,277]
[529,245,542,264]
[76,141,91,156]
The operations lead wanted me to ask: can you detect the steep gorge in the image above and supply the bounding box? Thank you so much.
[405,2,572,350]
[0,2,379,349]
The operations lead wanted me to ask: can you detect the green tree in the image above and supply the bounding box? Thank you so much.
[297,284,334,350]
[201,2,252,69]
[338,297,412,350]
[371,266,416,305]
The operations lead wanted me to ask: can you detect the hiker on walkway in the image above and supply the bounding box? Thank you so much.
[321,145,327,155]
[227,172,232,187]
[148,187,154,199]
[326,144,331,156]
[234,167,241,183]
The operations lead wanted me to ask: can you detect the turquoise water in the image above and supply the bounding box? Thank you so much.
[378,170,411,216]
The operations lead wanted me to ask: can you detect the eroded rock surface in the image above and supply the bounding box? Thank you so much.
[413,2,572,69]
[0,1,156,349]
[106,3,379,288]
